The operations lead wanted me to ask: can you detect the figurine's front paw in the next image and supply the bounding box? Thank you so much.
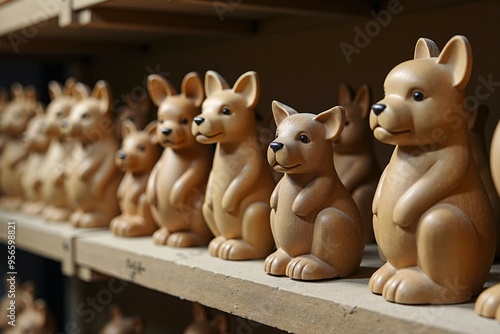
[368,262,397,295]
[286,255,338,281]
[264,249,291,276]
[475,284,500,320]
[221,195,237,214]
[152,227,170,245]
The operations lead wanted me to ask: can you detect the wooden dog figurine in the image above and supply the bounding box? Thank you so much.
[333,83,380,244]
[113,93,154,142]
[475,118,500,320]
[63,80,122,228]
[264,101,364,280]
[0,84,41,209]
[184,303,228,334]
[110,120,160,237]
[146,73,213,246]
[368,36,495,304]
[100,305,143,334]
[191,71,275,260]
[20,107,50,214]
[41,79,86,222]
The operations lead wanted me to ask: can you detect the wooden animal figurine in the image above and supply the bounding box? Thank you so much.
[264,101,364,280]
[0,84,41,209]
[475,118,500,320]
[184,303,228,334]
[333,83,380,244]
[0,88,9,154]
[20,107,50,214]
[110,120,160,237]
[41,79,86,222]
[146,72,213,246]
[191,70,275,260]
[63,80,122,228]
[368,36,495,304]
[4,299,56,334]
[113,93,154,141]
[100,305,143,334]
[467,105,500,256]
[0,278,35,331]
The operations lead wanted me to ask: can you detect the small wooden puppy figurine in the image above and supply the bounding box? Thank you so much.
[100,305,143,334]
[184,303,228,334]
[0,84,40,209]
[368,36,495,304]
[113,93,154,142]
[63,80,122,228]
[191,71,275,260]
[110,120,160,237]
[21,107,50,214]
[333,83,380,244]
[146,73,213,246]
[41,79,85,222]
[265,101,364,280]
[475,119,500,320]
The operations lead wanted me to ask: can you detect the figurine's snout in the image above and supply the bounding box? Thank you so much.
[193,117,204,125]
[372,104,386,116]
[161,128,172,136]
[117,151,126,160]
[270,142,284,153]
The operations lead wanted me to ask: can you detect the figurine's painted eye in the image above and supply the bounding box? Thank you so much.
[299,134,309,143]
[158,119,164,124]
[222,107,231,115]
[138,144,146,152]
[413,91,425,102]
[345,121,350,126]
[56,111,62,119]
[180,118,188,125]
[82,113,90,119]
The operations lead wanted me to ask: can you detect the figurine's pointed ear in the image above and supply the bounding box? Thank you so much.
[205,70,229,97]
[144,121,158,144]
[11,83,23,100]
[109,304,123,319]
[0,88,8,104]
[63,78,77,96]
[48,81,64,101]
[33,300,49,326]
[414,38,440,59]
[24,85,38,103]
[132,316,144,334]
[147,74,177,107]
[272,100,296,127]
[211,314,228,334]
[437,35,472,90]
[353,84,371,119]
[192,303,208,321]
[233,71,260,109]
[72,82,91,101]
[314,106,345,140]
[182,72,204,108]
[91,80,112,113]
[121,119,137,138]
[338,83,352,106]
[22,281,36,300]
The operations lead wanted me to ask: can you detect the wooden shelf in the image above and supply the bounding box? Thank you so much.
[1,210,499,333]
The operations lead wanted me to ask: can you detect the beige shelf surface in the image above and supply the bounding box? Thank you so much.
[1,209,499,333]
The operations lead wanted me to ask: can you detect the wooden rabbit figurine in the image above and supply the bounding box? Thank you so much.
[100,305,143,334]
[146,73,213,246]
[113,93,154,141]
[41,79,86,222]
[184,303,228,334]
[0,84,41,209]
[63,80,122,228]
[191,71,275,260]
[110,120,160,237]
[333,83,380,243]
[20,106,50,214]
[467,105,500,256]
[368,36,495,304]
[264,101,364,280]
[475,119,500,320]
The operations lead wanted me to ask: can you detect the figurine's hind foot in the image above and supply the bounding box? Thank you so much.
[369,262,397,294]
[167,231,209,247]
[152,227,171,245]
[475,284,500,320]
[73,212,108,228]
[218,239,269,260]
[264,248,292,276]
[208,236,226,257]
[286,254,338,281]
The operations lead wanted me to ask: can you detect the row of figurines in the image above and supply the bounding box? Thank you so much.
[1,35,500,316]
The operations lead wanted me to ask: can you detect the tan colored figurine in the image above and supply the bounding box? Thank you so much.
[146,73,213,246]
[368,36,495,304]
[63,80,122,228]
[191,70,275,260]
[5,299,56,334]
[114,93,155,141]
[0,278,35,331]
[333,83,380,243]
[475,119,500,320]
[0,84,41,209]
[264,101,364,280]
[20,107,50,214]
[100,305,143,334]
[184,303,228,334]
[110,120,160,237]
[41,79,86,222]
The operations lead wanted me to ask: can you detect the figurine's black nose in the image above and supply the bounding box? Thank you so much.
[117,151,126,160]
[193,117,204,125]
[270,142,284,153]
[161,128,172,136]
[61,120,69,128]
[372,104,386,116]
